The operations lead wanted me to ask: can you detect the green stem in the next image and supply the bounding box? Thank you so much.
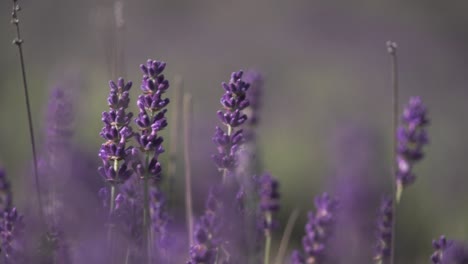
[264,231,272,264]
[264,213,272,264]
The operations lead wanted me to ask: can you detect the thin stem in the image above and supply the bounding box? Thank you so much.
[168,76,182,213]
[387,40,399,264]
[125,247,130,264]
[143,153,151,263]
[274,208,300,264]
[263,213,272,264]
[264,232,272,264]
[11,0,45,225]
[183,93,194,246]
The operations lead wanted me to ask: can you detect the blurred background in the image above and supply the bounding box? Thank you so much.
[1,0,468,263]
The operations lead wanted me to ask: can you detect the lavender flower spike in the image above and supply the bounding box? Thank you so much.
[431,236,468,264]
[212,70,250,181]
[374,197,393,264]
[259,173,280,232]
[187,190,222,264]
[134,59,170,182]
[134,59,170,261]
[0,170,24,262]
[0,170,12,214]
[259,173,280,264]
[396,96,429,200]
[98,78,134,216]
[291,193,338,264]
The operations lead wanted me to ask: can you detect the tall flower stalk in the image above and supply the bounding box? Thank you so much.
[134,59,170,261]
[10,0,44,225]
[386,41,430,264]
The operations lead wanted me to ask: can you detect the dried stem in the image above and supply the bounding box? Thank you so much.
[168,76,182,213]
[183,93,194,246]
[10,0,45,224]
[387,40,399,264]
[274,208,300,264]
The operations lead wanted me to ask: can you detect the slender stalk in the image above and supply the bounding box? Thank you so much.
[263,213,273,264]
[274,208,300,264]
[10,0,45,225]
[387,40,399,264]
[168,76,182,213]
[143,153,151,263]
[183,93,194,246]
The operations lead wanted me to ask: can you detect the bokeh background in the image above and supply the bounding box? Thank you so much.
[1,0,468,263]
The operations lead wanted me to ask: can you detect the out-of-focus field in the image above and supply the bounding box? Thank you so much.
[1,1,468,262]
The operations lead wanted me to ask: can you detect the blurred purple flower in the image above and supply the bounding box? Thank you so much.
[431,236,468,264]
[396,97,429,190]
[374,196,393,263]
[0,170,12,214]
[187,190,223,264]
[258,173,280,232]
[292,193,338,264]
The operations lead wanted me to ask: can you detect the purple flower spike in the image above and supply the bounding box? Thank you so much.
[396,97,429,196]
[187,190,223,264]
[212,71,250,178]
[291,193,338,264]
[98,78,134,184]
[258,173,280,232]
[243,71,263,127]
[0,170,12,214]
[431,236,468,264]
[0,207,24,260]
[374,196,393,262]
[134,59,170,182]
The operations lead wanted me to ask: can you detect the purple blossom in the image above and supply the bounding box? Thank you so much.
[396,97,429,189]
[374,196,393,262]
[431,236,468,264]
[0,170,12,214]
[243,70,263,128]
[134,60,170,182]
[212,71,250,177]
[187,190,223,264]
[258,173,280,232]
[98,78,134,184]
[0,208,24,261]
[291,193,338,264]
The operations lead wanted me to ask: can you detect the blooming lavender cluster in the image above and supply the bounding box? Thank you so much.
[292,193,338,264]
[5,18,451,262]
[98,78,134,185]
[396,96,429,190]
[134,60,170,182]
[212,71,250,177]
